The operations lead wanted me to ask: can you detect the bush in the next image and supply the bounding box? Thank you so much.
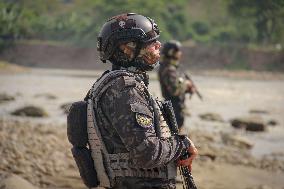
[211,26,236,43]
[0,0,283,48]
[192,21,210,36]
[0,2,35,51]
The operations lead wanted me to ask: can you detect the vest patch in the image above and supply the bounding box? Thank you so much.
[135,113,153,128]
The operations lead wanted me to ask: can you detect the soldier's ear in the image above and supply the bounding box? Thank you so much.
[119,44,127,51]
[120,43,135,59]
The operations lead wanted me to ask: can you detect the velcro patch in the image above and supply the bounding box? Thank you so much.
[135,113,153,128]
[123,76,136,87]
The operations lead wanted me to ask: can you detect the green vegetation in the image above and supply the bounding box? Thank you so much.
[0,0,284,50]
[228,0,284,44]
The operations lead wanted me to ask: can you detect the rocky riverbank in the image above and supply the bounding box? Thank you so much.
[0,118,85,189]
[0,118,284,189]
[0,66,284,188]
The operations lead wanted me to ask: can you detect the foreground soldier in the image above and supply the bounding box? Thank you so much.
[67,13,197,189]
[158,41,196,131]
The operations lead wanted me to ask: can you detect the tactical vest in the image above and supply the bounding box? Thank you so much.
[70,70,177,188]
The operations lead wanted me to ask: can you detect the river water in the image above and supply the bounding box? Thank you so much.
[1,68,284,158]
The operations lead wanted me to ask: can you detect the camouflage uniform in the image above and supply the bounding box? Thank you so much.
[93,67,191,189]
[68,14,194,189]
[158,59,187,129]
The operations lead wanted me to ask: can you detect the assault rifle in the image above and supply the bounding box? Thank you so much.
[161,101,198,189]
[184,73,203,101]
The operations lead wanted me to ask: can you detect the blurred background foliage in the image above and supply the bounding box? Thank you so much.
[0,0,284,50]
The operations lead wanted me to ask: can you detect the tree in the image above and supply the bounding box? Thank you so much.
[228,0,284,44]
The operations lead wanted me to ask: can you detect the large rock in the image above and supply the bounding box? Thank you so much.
[246,185,272,189]
[222,133,254,149]
[34,93,57,100]
[249,109,269,114]
[231,116,267,132]
[198,145,216,161]
[0,173,38,189]
[60,102,72,114]
[267,119,278,126]
[199,113,224,122]
[11,106,48,117]
[0,93,15,103]
[184,109,192,117]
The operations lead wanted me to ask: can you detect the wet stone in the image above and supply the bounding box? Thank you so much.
[267,119,278,126]
[11,106,48,117]
[60,102,72,114]
[231,116,267,132]
[34,93,57,100]
[222,133,254,149]
[249,109,269,114]
[0,93,15,103]
[199,113,224,122]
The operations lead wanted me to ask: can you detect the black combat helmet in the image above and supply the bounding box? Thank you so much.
[97,13,160,69]
[161,40,182,59]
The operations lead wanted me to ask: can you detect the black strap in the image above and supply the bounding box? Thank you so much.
[84,89,91,101]
[151,98,161,138]
[84,70,111,101]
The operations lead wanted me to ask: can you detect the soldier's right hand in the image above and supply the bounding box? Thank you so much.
[185,80,196,94]
[177,139,198,171]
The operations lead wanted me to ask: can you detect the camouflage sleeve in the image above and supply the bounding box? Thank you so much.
[100,76,190,168]
[161,66,187,96]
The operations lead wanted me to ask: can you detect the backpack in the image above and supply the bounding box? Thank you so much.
[67,100,99,188]
[67,70,132,188]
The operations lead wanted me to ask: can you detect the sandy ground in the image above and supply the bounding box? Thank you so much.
[0,66,284,189]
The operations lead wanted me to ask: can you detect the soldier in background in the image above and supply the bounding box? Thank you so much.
[158,40,196,132]
[67,14,198,189]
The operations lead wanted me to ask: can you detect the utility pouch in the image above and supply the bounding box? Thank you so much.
[71,146,99,188]
[67,101,99,188]
[67,101,88,147]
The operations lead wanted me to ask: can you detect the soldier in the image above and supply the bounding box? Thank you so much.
[158,40,196,131]
[68,13,197,189]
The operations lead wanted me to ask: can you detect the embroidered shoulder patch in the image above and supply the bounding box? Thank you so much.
[135,113,153,128]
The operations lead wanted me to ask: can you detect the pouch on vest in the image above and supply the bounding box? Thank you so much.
[67,101,99,188]
[67,101,88,147]
[71,146,99,188]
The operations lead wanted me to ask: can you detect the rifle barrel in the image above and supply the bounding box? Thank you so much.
[184,73,203,101]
